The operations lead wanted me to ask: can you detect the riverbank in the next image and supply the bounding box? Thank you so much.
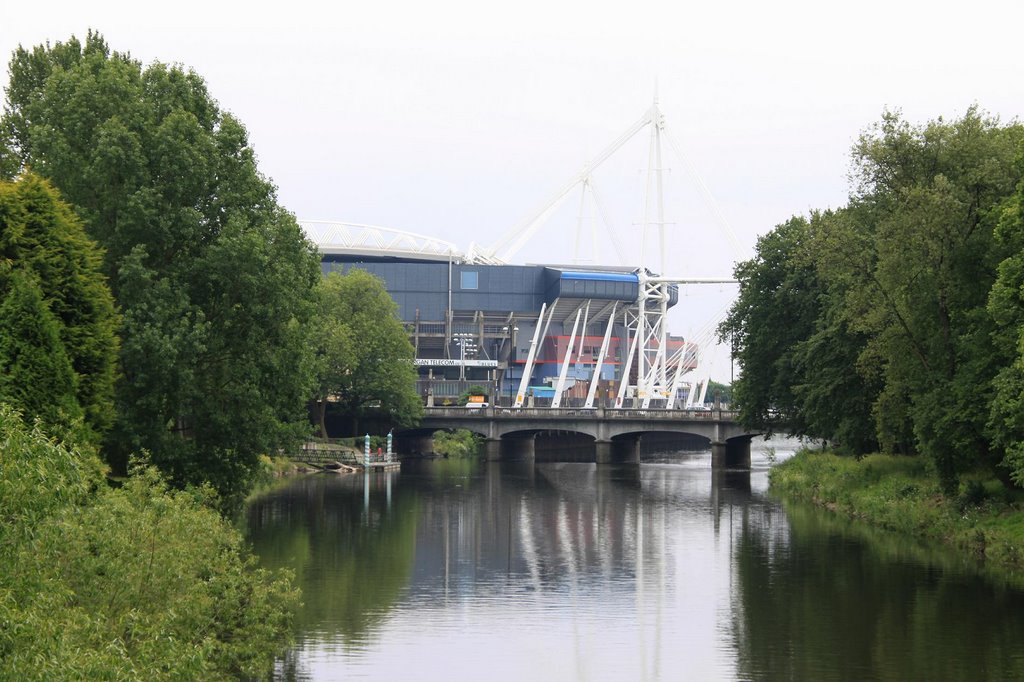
[770,451,1024,575]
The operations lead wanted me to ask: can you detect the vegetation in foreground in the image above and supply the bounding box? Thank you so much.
[0,28,429,679]
[0,406,299,680]
[771,450,1024,572]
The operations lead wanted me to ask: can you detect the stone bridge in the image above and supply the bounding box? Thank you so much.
[400,407,759,468]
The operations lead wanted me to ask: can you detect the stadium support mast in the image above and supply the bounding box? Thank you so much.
[479,97,737,408]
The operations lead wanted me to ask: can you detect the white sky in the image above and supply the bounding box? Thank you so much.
[5,0,1023,381]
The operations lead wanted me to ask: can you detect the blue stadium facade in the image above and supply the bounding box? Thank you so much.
[322,253,684,406]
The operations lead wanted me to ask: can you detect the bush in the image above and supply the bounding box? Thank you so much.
[0,406,298,680]
[458,385,488,405]
[432,429,481,458]
[959,479,988,510]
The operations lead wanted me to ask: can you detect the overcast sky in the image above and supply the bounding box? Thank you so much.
[4,0,1023,380]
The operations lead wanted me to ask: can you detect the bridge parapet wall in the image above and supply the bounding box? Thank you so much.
[418,407,752,441]
[413,407,758,467]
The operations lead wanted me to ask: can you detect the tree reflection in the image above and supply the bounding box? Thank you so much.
[732,502,1024,680]
[245,473,417,646]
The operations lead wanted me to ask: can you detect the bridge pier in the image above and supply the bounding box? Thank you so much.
[484,438,502,462]
[711,442,726,467]
[712,437,751,469]
[594,436,640,464]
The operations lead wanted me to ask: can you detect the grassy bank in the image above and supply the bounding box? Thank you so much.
[770,451,1024,573]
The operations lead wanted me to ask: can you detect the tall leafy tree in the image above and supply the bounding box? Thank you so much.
[828,109,1023,489]
[1,32,320,502]
[315,269,422,435]
[724,108,1024,488]
[720,211,878,451]
[988,160,1024,485]
[0,173,118,443]
[719,216,820,437]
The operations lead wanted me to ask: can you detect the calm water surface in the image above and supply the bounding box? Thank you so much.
[245,445,1024,680]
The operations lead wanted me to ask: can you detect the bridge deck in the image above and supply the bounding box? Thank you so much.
[422,407,739,421]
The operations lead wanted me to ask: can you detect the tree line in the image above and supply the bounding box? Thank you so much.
[720,107,1024,493]
[0,31,421,675]
[0,31,421,506]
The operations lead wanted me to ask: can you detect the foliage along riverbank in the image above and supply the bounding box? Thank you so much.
[0,406,298,680]
[771,450,1024,579]
[720,108,1024,496]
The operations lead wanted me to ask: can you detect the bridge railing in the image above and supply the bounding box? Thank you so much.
[421,407,740,421]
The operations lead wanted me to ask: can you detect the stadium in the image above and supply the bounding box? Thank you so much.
[308,221,700,408]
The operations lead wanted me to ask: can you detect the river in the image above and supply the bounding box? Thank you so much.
[244,443,1024,680]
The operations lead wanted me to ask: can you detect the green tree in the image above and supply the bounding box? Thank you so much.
[720,210,881,453]
[724,109,1024,479]
[458,384,488,406]
[827,109,1023,489]
[704,380,732,405]
[789,292,880,454]
[988,161,1024,484]
[0,270,83,432]
[719,216,821,436]
[433,428,482,457]
[0,173,119,443]
[2,33,321,503]
[315,269,422,435]
[311,292,355,438]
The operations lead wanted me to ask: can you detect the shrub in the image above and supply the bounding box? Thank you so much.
[433,429,481,458]
[0,405,298,680]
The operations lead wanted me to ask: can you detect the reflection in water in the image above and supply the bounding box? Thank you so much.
[245,473,417,648]
[245,449,1024,681]
[732,502,1024,681]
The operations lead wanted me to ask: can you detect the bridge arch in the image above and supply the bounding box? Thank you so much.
[394,425,491,456]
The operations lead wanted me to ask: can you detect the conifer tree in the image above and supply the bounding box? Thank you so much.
[0,174,118,443]
[0,270,83,430]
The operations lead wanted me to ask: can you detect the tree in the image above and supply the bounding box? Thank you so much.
[722,108,1024,486]
[830,109,1023,489]
[311,294,355,438]
[704,380,732,406]
[988,163,1024,485]
[314,269,422,435]
[458,385,488,406]
[432,429,481,457]
[789,289,880,455]
[2,33,321,503]
[720,209,881,453]
[0,270,82,431]
[0,173,119,443]
[718,216,821,436]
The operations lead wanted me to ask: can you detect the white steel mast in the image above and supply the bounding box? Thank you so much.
[487,98,737,410]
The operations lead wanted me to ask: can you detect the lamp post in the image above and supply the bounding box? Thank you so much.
[453,332,473,381]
